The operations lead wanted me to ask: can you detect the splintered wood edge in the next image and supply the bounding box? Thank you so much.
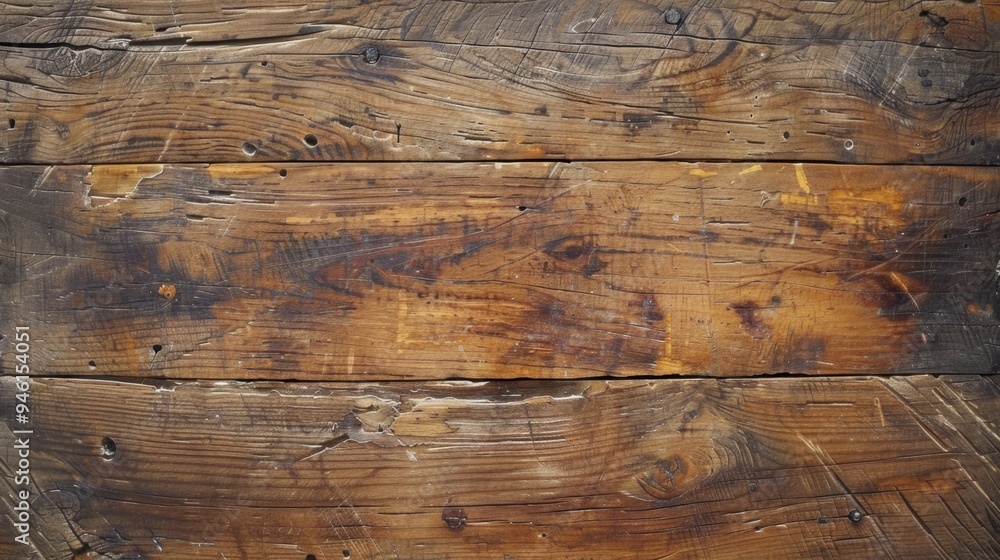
[0,375,998,558]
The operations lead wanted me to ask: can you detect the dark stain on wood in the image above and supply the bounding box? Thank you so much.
[0,162,997,377]
[728,301,769,339]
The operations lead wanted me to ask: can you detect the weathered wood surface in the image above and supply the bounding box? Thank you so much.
[2,1,999,164]
[5,0,998,49]
[2,162,997,379]
[2,2,999,558]
[1,375,998,559]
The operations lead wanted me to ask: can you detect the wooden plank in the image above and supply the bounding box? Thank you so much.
[1,162,997,379]
[4,0,999,50]
[1,375,998,559]
[1,13,998,164]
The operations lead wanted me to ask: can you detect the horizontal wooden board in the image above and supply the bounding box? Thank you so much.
[1,375,998,559]
[1,10,998,164]
[5,0,998,49]
[0,162,997,379]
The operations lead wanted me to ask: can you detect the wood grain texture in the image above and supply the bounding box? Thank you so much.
[5,0,999,49]
[2,2,999,164]
[1,375,998,559]
[1,162,997,379]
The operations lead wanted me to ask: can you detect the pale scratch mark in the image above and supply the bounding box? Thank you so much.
[347,348,355,375]
[874,397,886,427]
[876,379,951,452]
[570,18,598,33]
[789,219,798,245]
[545,160,567,180]
[297,434,349,463]
[739,164,762,175]
[797,432,853,496]
[543,179,591,207]
[29,167,54,196]
[938,381,1000,452]
[880,45,918,108]
[220,216,235,238]
[889,272,920,310]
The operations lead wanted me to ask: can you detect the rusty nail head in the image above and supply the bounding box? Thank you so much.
[362,45,380,64]
[848,509,863,523]
[665,8,683,25]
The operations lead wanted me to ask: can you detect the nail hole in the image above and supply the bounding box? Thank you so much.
[152,344,163,354]
[782,131,790,140]
[963,243,969,249]
[8,118,14,129]
[279,168,287,178]
[970,139,976,146]
[748,483,758,493]
[540,533,547,538]
[304,134,318,148]
[958,196,968,207]
[844,139,855,150]
[242,142,257,156]
[305,555,317,560]
[749,113,754,119]
[101,437,117,460]
[88,360,97,370]
[343,551,351,559]
[848,509,863,523]
[726,130,731,135]
[260,61,268,67]
[517,205,527,211]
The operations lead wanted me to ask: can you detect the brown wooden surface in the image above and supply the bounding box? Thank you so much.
[1,162,998,379]
[6,0,999,49]
[2,1,1000,164]
[3,1,1000,558]
[1,375,999,559]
